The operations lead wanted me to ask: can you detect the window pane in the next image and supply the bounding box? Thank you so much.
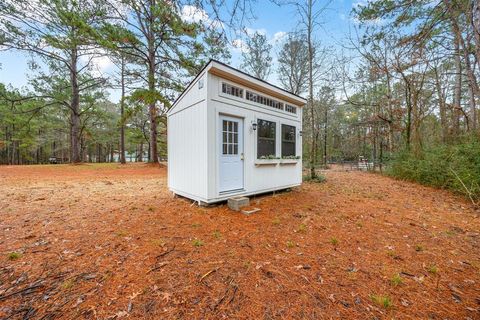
[282,142,295,157]
[258,139,275,157]
[257,119,275,139]
[222,83,242,97]
[223,120,227,131]
[228,144,233,154]
[257,119,276,158]
[234,133,238,143]
[281,124,296,157]
[233,122,238,132]
[234,144,238,154]
[223,144,227,154]
[223,132,227,143]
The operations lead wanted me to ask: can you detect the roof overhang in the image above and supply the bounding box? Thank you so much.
[168,60,307,115]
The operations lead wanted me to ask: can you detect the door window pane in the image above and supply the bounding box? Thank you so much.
[222,120,240,155]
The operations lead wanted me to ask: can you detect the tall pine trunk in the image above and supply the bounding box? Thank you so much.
[307,0,316,179]
[120,56,126,164]
[386,70,395,152]
[434,67,449,142]
[404,80,412,150]
[323,103,327,166]
[70,46,81,163]
[452,32,462,138]
[147,25,158,164]
[472,1,480,72]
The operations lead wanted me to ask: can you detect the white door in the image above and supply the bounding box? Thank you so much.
[219,115,244,193]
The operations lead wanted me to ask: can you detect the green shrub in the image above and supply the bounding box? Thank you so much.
[386,139,480,202]
[303,174,326,183]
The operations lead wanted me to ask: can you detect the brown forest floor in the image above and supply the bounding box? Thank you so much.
[0,163,479,320]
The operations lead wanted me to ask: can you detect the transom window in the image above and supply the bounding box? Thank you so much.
[246,91,284,111]
[222,83,243,98]
[222,120,239,155]
[285,104,297,114]
[281,124,296,157]
[221,82,300,115]
[257,119,276,158]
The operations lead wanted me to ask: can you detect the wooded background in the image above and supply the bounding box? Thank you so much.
[0,0,479,200]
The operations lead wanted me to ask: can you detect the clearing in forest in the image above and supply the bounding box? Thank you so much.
[0,163,479,319]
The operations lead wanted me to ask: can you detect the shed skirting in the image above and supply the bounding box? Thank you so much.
[169,183,301,204]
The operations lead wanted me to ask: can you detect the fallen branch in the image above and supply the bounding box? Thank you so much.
[155,246,175,260]
[0,284,45,301]
[449,167,479,208]
[200,268,219,282]
[147,262,168,274]
[400,271,415,277]
[212,279,237,310]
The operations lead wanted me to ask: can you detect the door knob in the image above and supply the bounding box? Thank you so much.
[240,153,244,160]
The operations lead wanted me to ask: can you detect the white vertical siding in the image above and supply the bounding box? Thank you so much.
[167,75,208,201]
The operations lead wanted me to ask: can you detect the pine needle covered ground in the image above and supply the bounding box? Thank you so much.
[0,163,479,319]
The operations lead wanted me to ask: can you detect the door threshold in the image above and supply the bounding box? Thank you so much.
[219,189,245,195]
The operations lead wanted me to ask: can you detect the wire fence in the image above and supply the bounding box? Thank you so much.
[303,159,387,173]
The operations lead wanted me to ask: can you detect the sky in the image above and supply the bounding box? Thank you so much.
[0,0,360,102]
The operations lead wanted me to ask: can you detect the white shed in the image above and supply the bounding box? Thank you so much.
[167,60,306,204]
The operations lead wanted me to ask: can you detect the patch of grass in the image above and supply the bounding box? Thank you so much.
[7,252,21,261]
[148,206,155,212]
[356,222,363,228]
[286,240,295,248]
[298,223,307,233]
[62,278,75,290]
[330,237,339,246]
[415,244,424,252]
[191,223,201,228]
[272,216,281,226]
[370,294,393,309]
[390,274,403,286]
[470,261,480,271]
[303,174,326,183]
[444,230,456,237]
[150,239,166,247]
[192,239,204,247]
[428,265,438,275]
[101,270,113,282]
[212,230,222,239]
[115,230,128,237]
